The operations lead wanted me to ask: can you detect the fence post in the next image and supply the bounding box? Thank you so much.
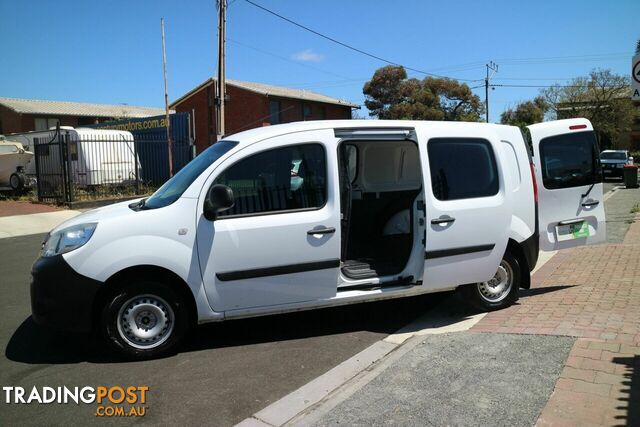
[33,141,42,202]
[64,133,74,203]
[134,138,140,194]
[56,126,69,204]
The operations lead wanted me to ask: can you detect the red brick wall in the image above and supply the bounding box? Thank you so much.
[0,106,94,134]
[0,105,22,134]
[173,82,353,153]
[226,85,270,136]
[171,87,212,153]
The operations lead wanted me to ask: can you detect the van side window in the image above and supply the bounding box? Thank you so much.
[427,138,499,201]
[214,143,327,217]
[539,131,600,190]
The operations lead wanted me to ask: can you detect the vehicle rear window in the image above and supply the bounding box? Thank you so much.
[539,131,600,190]
[427,138,499,201]
[600,152,627,160]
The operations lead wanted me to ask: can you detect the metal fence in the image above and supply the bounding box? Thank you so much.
[33,126,194,203]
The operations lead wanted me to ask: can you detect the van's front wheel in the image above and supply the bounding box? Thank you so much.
[101,281,188,359]
[461,252,520,311]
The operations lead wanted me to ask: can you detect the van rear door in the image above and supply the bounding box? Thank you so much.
[528,119,606,251]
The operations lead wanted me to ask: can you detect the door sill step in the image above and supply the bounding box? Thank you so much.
[337,276,415,292]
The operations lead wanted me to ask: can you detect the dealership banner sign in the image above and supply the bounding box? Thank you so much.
[633,54,640,101]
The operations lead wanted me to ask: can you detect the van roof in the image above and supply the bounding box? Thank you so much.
[224,119,519,146]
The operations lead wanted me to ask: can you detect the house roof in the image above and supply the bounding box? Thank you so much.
[170,78,359,109]
[0,97,170,118]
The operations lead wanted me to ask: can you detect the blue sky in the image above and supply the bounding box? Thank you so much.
[0,0,637,122]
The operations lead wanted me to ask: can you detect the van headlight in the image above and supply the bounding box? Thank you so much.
[42,223,97,257]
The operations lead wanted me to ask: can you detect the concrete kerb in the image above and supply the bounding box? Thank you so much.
[603,185,624,202]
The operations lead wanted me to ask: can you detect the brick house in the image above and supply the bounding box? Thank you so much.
[170,78,358,153]
[0,97,168,135]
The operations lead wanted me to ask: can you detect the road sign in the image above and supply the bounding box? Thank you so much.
[633,54,640,101]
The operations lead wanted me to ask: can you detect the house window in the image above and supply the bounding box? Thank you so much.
[34,118,59,131]
[303,103,312,119]
[269,100,281,125]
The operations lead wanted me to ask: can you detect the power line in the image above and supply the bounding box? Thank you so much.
[490,84,586,88]
[495,52,631,62]
[243,0,477,82]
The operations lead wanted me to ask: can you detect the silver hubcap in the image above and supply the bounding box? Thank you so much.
[477,260,513,303]
[117,294,174,349]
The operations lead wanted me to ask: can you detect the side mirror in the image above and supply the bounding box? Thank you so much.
[203,184,234,221]
[629,156,634,165]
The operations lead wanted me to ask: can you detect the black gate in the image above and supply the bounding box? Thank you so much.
[32,122,195,204]
[33,127,71,203]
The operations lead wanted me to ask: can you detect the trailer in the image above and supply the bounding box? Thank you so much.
[5,127,141,190]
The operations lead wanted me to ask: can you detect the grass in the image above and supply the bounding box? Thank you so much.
[1,182,157,205]
[631,203,640,214]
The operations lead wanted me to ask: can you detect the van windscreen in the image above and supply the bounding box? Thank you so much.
[143,140,238,210]
[539,131,600,190]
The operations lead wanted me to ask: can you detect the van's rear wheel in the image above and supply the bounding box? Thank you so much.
[101,281,188,359]
[461,252,520,311]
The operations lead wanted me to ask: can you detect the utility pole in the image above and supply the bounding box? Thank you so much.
[485,61,498,123]
[216,0,227,141]
[161,17,173,177]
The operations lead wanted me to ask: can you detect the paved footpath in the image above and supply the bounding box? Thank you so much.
[472,215,640,426]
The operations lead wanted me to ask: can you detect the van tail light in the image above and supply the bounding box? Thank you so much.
[530,163,538,203]
[569,124,587,130]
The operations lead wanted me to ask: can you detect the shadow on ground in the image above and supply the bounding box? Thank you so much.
[612,355,639,427]
[6,292,447,365]
[520,285,575,298]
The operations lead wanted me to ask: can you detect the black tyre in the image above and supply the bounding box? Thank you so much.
[100,280,189,359]
[9,173,24,190]
[460,252,520,312]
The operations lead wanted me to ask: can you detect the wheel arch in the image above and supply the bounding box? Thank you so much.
[93,265,198,330]
[506,238,531,289]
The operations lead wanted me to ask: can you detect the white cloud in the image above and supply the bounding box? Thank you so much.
[291,49,324,62]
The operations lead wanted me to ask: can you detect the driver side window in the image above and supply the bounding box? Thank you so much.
[214,143,327,217]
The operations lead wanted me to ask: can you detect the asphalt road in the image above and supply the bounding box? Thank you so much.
[0,233,442,426]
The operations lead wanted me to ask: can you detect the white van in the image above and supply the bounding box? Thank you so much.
[30,118,606,358]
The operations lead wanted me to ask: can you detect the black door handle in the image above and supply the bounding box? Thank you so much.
[431,215,456,225]
[581,200,600,207]
[307,227,336,235]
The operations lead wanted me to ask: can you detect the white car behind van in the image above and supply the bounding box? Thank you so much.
[31,118,606,358]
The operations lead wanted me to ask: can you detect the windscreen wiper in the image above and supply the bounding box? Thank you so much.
[581,182,596,199]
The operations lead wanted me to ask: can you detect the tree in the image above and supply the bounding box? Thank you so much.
[363,66,483,121]
[500,96,548,129]
[541,69,637,149]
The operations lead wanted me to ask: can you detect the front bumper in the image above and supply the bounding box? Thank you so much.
[31,255,102,333]
[602,165,624,177]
